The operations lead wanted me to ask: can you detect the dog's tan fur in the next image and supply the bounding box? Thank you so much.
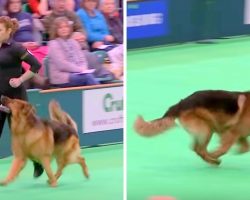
[49,100,78,132]
[134,90,250,165]
[0,97,89,187]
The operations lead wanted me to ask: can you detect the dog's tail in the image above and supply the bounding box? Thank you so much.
[134,104,180,137]
[49,100,78,132]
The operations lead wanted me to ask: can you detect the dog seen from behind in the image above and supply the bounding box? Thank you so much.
[134,90,250,165]
[0,96,89,187]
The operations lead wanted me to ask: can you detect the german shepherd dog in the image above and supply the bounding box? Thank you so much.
[134,90,250,165]
[0,96,89,187]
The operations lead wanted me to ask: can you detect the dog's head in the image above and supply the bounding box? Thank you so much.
[1,96,36,117]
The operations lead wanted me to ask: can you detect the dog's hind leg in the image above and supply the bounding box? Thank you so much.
[40,156,57,187]
[54,158,66,181]
[0,157,27,186]
[179,113,220,165]
[56,153,89,180]
[77,156,89,179]
[209,129,239,159]
[192,134,221,165]
[236,137,249,154]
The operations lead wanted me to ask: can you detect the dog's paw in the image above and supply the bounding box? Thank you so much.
[50,182,57,187]
[0,180,8,186]
[85,173,90,179]
[203,155,221,166]
[84,170,89,179]
[210,158,221,166]
[235,147,249,155]
[207,156,221,166]
[47,179,57,187]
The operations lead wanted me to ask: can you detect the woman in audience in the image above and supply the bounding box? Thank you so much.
[48,16,99,87]
[76,0,115,50]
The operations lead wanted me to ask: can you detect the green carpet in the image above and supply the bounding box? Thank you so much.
[0,144,123,200]
[127,36,250,200]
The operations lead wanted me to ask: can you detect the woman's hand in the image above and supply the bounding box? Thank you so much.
[104,35,115,42]
[92,41,104,49]
[9,78,22,88]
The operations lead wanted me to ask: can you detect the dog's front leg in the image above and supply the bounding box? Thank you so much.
[40,156,57,187]
[0,157,26,186]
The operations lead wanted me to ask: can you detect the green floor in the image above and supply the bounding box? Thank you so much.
[127,36,250,200]
[0,144,123,200]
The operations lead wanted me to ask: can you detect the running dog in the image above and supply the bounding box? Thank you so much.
[0,96,89,187]
[134,90,250,165]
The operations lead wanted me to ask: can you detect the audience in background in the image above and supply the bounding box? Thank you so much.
[48,16,99,87]
[100,0,123,44]
[100,0,123,80]
[0,0,7,15]
[77,0,123,80]
[77,0,115,50]
[43,0,88,49]
[0,0,123,88]
[43,0,115,81]
[6,0,41,44]
[27,0,52,17]
[27,0,81,16]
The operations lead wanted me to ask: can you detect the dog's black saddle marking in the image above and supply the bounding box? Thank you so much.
[164,90,242,117]
[43,120,78,144]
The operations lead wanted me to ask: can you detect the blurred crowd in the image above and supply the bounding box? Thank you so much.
[0,0,124,89]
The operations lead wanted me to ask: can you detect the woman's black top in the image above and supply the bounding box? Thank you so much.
[0,41,41,99]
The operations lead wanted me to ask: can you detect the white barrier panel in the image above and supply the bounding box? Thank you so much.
[83,86,123,133]
[244,0,250,24]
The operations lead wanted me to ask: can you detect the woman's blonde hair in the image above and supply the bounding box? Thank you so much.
[49,17,73,40]
[0,16,19,37]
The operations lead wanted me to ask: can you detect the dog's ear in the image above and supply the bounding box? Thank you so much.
[22,104,37,124]
[22,103,35,115]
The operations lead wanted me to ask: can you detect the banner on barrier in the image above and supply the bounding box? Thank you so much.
[127,0,169,39]
[244,0,250,24]
[83,87,123,133]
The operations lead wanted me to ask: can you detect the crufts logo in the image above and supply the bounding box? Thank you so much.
[103,93,123,112]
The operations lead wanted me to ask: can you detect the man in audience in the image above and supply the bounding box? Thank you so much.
[100,0,123,44]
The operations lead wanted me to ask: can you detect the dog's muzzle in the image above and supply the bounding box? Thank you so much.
[1,95,8,105]
[0,96,11,113]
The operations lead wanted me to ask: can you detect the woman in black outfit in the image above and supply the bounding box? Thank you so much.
[0,16,43,178]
